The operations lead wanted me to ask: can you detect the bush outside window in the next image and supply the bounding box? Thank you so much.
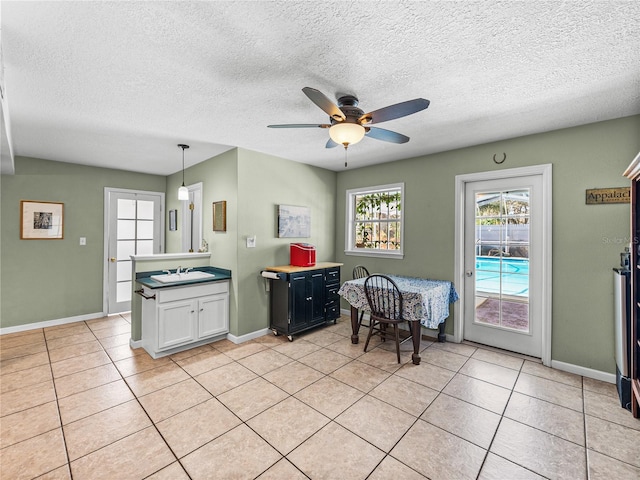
[345,183,404,258]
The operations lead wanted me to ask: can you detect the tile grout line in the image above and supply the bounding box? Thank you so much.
[4,316,637,478]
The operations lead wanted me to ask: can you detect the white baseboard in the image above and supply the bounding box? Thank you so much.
[227,328,270,345]
[551,360,616,384]
[0,312,106,335]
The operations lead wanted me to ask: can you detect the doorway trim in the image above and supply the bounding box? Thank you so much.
[453,164,552,365]
[181,182,203,253]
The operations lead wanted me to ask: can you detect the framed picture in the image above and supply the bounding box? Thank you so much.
[278,204,310,238]
[213,200,226,232]
[20,200,64,240]
[169,209,177,231]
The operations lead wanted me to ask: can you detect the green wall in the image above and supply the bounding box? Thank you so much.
[165,149,241,335]
[335,115,640,373]
[3,116,639,375]
[235,148,337,336]
[163,147,337,337]
[0,157,166,327]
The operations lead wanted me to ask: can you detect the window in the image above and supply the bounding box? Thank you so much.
[345,183,404,258]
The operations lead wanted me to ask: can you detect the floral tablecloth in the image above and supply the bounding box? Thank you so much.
[338,275,459,329]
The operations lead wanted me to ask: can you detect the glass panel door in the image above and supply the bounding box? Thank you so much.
[464,174,543,358]
[107,190,163,313]
[475,190,530,332]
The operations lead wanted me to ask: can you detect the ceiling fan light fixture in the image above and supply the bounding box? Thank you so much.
[329,123,365,147]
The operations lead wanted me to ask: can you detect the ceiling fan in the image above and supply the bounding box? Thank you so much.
[268,87,430,150]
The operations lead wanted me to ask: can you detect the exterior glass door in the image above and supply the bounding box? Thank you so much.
[106,190,163,313]
[464,175,542,358]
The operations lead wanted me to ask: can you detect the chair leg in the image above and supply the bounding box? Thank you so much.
[394,324,401,363]
[364,319,376,353]
[358,310,367,328]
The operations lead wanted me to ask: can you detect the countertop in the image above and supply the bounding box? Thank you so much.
[136,266,231,289]
[264,262,343,274]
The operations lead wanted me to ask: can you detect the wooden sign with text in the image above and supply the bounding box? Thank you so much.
[585,187,630,204]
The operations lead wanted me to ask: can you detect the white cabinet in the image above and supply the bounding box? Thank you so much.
[141,281,229,358]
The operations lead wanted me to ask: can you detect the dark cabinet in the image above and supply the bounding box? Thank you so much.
[624,154,640,418]
[290,270,325,331]
[268,264,341,340]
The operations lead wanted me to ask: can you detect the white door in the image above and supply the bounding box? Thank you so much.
[105,189,164,314]
[464,174,544,357]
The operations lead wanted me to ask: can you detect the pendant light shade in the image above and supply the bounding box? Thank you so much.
[329,122,365,147]
[178,144,190,201]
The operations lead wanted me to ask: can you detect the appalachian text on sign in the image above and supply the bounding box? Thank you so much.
[585,187,630,204]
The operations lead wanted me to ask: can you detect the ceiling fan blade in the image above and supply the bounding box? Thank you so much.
[360,98,430,125]
[326,138,339,148]
[267,124,331,128]
[365,127,410,144]
[302,87,346,121]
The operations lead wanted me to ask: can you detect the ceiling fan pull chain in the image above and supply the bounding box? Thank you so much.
[344,145,348,168]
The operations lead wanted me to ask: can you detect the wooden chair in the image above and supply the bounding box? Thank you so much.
[363,274,411,363]
[352,265,370,327]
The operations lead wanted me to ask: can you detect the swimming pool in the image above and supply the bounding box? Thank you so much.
[475,256,529,297]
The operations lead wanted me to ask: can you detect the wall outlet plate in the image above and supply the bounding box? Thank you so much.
[79,237,87,246]
[246,236,256,248]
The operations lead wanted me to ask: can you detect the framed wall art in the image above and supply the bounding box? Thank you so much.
[20,200,64,240]
[213,200,226,232]
[278,204,310,238]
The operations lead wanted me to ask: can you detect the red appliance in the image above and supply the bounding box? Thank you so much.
[290,243,316,267]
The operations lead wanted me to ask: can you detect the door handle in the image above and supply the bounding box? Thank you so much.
[466,270,473,277]
[109,257,116,263]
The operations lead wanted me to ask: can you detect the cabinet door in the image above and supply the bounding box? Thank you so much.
[198,294,229,339]
[157,300,197,350]
[309,270,326,324]
[290,273,310,331]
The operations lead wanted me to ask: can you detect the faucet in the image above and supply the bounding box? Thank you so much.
[184,267,193,274]
[162,269,171,275]
[176,266,182,274]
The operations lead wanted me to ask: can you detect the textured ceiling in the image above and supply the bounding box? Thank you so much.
[1,1,639,175]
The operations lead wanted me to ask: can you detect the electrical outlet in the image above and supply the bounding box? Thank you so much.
[246,236,256,248]
[79,237,87,246]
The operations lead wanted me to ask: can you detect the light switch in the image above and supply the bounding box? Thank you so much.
[246,236,256,248]
[79,237,87,246]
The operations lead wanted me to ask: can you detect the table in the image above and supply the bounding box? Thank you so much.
[338,275,459,365]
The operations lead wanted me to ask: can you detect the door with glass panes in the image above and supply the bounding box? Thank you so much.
[106,189,163,313]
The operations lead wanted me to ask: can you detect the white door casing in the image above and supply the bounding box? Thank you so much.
[181,182,203,253]
[454,165,552,365]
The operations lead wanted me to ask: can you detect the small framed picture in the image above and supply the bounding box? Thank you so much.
[20,200,64,240]
[169,209,177,231]
[213,200,226,232]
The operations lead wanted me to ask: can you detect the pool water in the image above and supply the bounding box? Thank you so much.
[475,256,529,297]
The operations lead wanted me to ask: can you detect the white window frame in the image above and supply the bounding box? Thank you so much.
[344,182,405,259]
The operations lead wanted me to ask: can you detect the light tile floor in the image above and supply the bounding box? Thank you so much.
[1,314,639,479]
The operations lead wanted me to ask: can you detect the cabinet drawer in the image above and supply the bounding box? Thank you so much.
[325,284,340,302]
[325,267,340,285]
[326,303,340,320]
[157,281,228,303]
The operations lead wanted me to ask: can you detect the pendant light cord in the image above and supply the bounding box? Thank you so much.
[182,146,185,186]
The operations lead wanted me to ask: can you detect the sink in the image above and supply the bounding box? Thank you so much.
[150,271,216,283]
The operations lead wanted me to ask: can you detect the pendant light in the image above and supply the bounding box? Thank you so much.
[178,144,189,201]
